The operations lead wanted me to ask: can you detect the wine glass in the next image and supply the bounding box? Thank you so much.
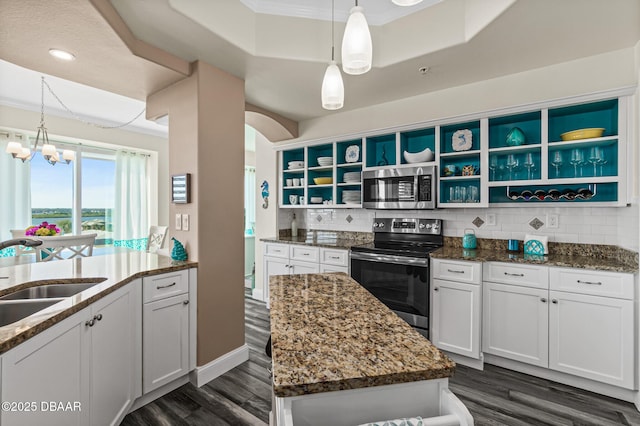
[550,151,563,178]
[523,152,535,180]
[588,147,600,177]
[489,156,498,181]
[597,148,608,176]
[570,149,584,177]
[506,154,519,180]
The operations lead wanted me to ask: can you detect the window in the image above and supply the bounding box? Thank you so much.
[244,166,256,235]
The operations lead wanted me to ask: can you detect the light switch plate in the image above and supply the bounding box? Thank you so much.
[182,214,190,231]
[175,213,182,230]
[547,214,559,229]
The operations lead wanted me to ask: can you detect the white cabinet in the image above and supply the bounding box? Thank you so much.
[548,268,635,389]
[1,281,140,426]
[431,259,482,359]
[263,243,349,305]
[482,282,549,367]
[142,270,191,394]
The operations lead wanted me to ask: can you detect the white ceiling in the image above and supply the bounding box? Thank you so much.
[0,0,639,135]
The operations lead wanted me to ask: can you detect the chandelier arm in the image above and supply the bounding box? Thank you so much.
[42,78,146,129]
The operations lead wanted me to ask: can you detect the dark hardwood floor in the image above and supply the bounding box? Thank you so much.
[123,291,640,426]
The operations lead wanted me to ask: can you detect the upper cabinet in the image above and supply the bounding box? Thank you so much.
[278,92,631,208]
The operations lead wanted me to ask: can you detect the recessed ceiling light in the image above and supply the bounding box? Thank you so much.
[48,49,76,61]
[392,0,424,6]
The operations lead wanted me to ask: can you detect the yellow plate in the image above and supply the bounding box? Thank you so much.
[313,177,332,185]
[560,128,605,141]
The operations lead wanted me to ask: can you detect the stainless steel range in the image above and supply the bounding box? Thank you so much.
[350,218,443,338]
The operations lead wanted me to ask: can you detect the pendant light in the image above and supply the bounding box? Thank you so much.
[321,0,344,110]
[341,0,372,75]
[392,0,424,5]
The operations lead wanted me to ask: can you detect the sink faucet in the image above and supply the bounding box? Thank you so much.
[0,238,43,251]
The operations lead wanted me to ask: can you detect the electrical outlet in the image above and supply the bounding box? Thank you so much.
[182,214,190,231]
[486,213,496,226]
[175,213,182,230]
[547,214,559,229]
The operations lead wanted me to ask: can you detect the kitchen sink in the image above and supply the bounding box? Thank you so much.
[0,300,61,327]
[0,282,101,300]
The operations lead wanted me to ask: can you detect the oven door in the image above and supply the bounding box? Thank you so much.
[350,251,430,337]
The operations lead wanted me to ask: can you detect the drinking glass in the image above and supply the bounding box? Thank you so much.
[595,147,607,176]
[506,154,519,180]
[523,152,535,180]
[550,151,563,178]
[570,149,584,177]
[489,156,498,181]
[588,147,600,177]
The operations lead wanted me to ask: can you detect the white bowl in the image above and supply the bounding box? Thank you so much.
[310,197,323,203]
[403,148,434,164]
[288,161,304,169]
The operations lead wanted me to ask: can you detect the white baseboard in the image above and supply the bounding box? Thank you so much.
[444,351,484,371]
[129,375,190,412]
[190,344,250,387]
[252,288,265,301]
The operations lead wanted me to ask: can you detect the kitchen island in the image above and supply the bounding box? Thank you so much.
[269,272,472,426]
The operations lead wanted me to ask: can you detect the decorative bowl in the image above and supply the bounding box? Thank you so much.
[560,128,605,141]
[313,177,333,185]
[403,147,434,164]
[288,161,304,169]
[506,127,526,146]
[310,197,323,204]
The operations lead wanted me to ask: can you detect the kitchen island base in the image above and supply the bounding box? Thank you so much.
[274,379,472,426]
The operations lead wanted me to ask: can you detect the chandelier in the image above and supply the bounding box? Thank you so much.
[5,77,75,165]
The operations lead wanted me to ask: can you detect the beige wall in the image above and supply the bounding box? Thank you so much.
[0,104,169,226]
[147,61,245,366]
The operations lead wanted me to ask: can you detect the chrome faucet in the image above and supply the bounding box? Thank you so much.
[0,238,43,251]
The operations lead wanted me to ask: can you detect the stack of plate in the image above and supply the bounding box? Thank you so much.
[317,157,333,167]
[343,171,361,183]
[342,190,361,204]
[288,161,304,170]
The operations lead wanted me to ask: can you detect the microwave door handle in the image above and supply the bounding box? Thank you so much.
[350,251,429,266]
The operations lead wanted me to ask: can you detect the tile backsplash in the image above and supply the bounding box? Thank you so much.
[279,204,639,252]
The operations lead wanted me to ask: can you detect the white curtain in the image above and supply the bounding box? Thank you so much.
[244,166,256,233]
[0,138,31,242]
[113,151,149,248]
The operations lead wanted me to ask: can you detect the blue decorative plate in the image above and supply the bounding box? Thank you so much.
[345,145,360,163]
[524,239,544,255]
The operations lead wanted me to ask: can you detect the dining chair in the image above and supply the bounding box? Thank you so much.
[34,233,97,262]
[146,226,168,253]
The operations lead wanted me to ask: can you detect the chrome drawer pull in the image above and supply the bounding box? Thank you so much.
[330,256,341,260]
[157,282,177,289]
[447,269,465,274]
[540,298,547,303]
[302,253,310,256]
[577,280,602,286]
[504,272,524,277]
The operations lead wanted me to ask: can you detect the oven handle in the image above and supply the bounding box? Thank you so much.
[349,251,429,267]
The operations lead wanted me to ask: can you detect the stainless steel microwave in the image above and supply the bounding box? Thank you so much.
[362,166,436,209]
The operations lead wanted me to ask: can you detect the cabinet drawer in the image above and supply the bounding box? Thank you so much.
[264,243,289,259]
[320,248,349,267]
[289,245,319,262]
[432,259,481,284]
[143,270,189,303]
[320,264,349,274]
[483,262,548,289]
[549,267,634,300]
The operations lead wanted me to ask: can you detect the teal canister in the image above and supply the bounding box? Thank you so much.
[462,229,477,249]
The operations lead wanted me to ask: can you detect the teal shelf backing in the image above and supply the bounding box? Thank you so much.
[307,143,334,167]
[366,134,396,167]
[440,179,481,204]
[489,111,541,149]
[440,121,481,154]
[282,148,304,165]
[548,143,617,179]
[548,99,618,141]
[400,128,435,164]
[441,155,481,178]
[283,187,304,206]
[307,186,333,201]
[489,150,542,182]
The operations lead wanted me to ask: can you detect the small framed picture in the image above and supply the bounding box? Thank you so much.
[172,174,191,204]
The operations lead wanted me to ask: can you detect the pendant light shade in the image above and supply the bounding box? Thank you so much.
[321,61,344,110]
[392,0,423,5]
[341,6,372,75]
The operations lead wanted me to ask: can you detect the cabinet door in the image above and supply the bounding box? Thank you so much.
[431,279,481,359]
[290,260,320,275]
[482,282,548,367]
[90,283,139,425]
[549,290,634,389]
[264,256,291,307]
[143,293,190,393]
[1,310,90,426]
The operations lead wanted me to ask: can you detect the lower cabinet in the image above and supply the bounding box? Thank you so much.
[1,281,140,426]
[482,282,549,367]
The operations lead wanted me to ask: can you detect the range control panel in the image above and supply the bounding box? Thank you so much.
[372,218,442,235]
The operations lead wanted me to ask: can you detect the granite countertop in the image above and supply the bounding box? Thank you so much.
[431,246,638,273]
[0,252,197,354]
[269,272,455,398]
[262,235,366,250]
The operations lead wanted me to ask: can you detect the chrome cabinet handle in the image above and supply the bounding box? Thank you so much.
[552,299,558,304]
[434,287,439,291]
[504,272,524,277]
[577,280,602,286]
[302,253,310,256]
[330,256,340,260]
[85,319,95,327]
[157,282,177,289]
[94,314,103,321]
[540,298,547,303]
[447,269,465,274]
[183,300,189,305]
